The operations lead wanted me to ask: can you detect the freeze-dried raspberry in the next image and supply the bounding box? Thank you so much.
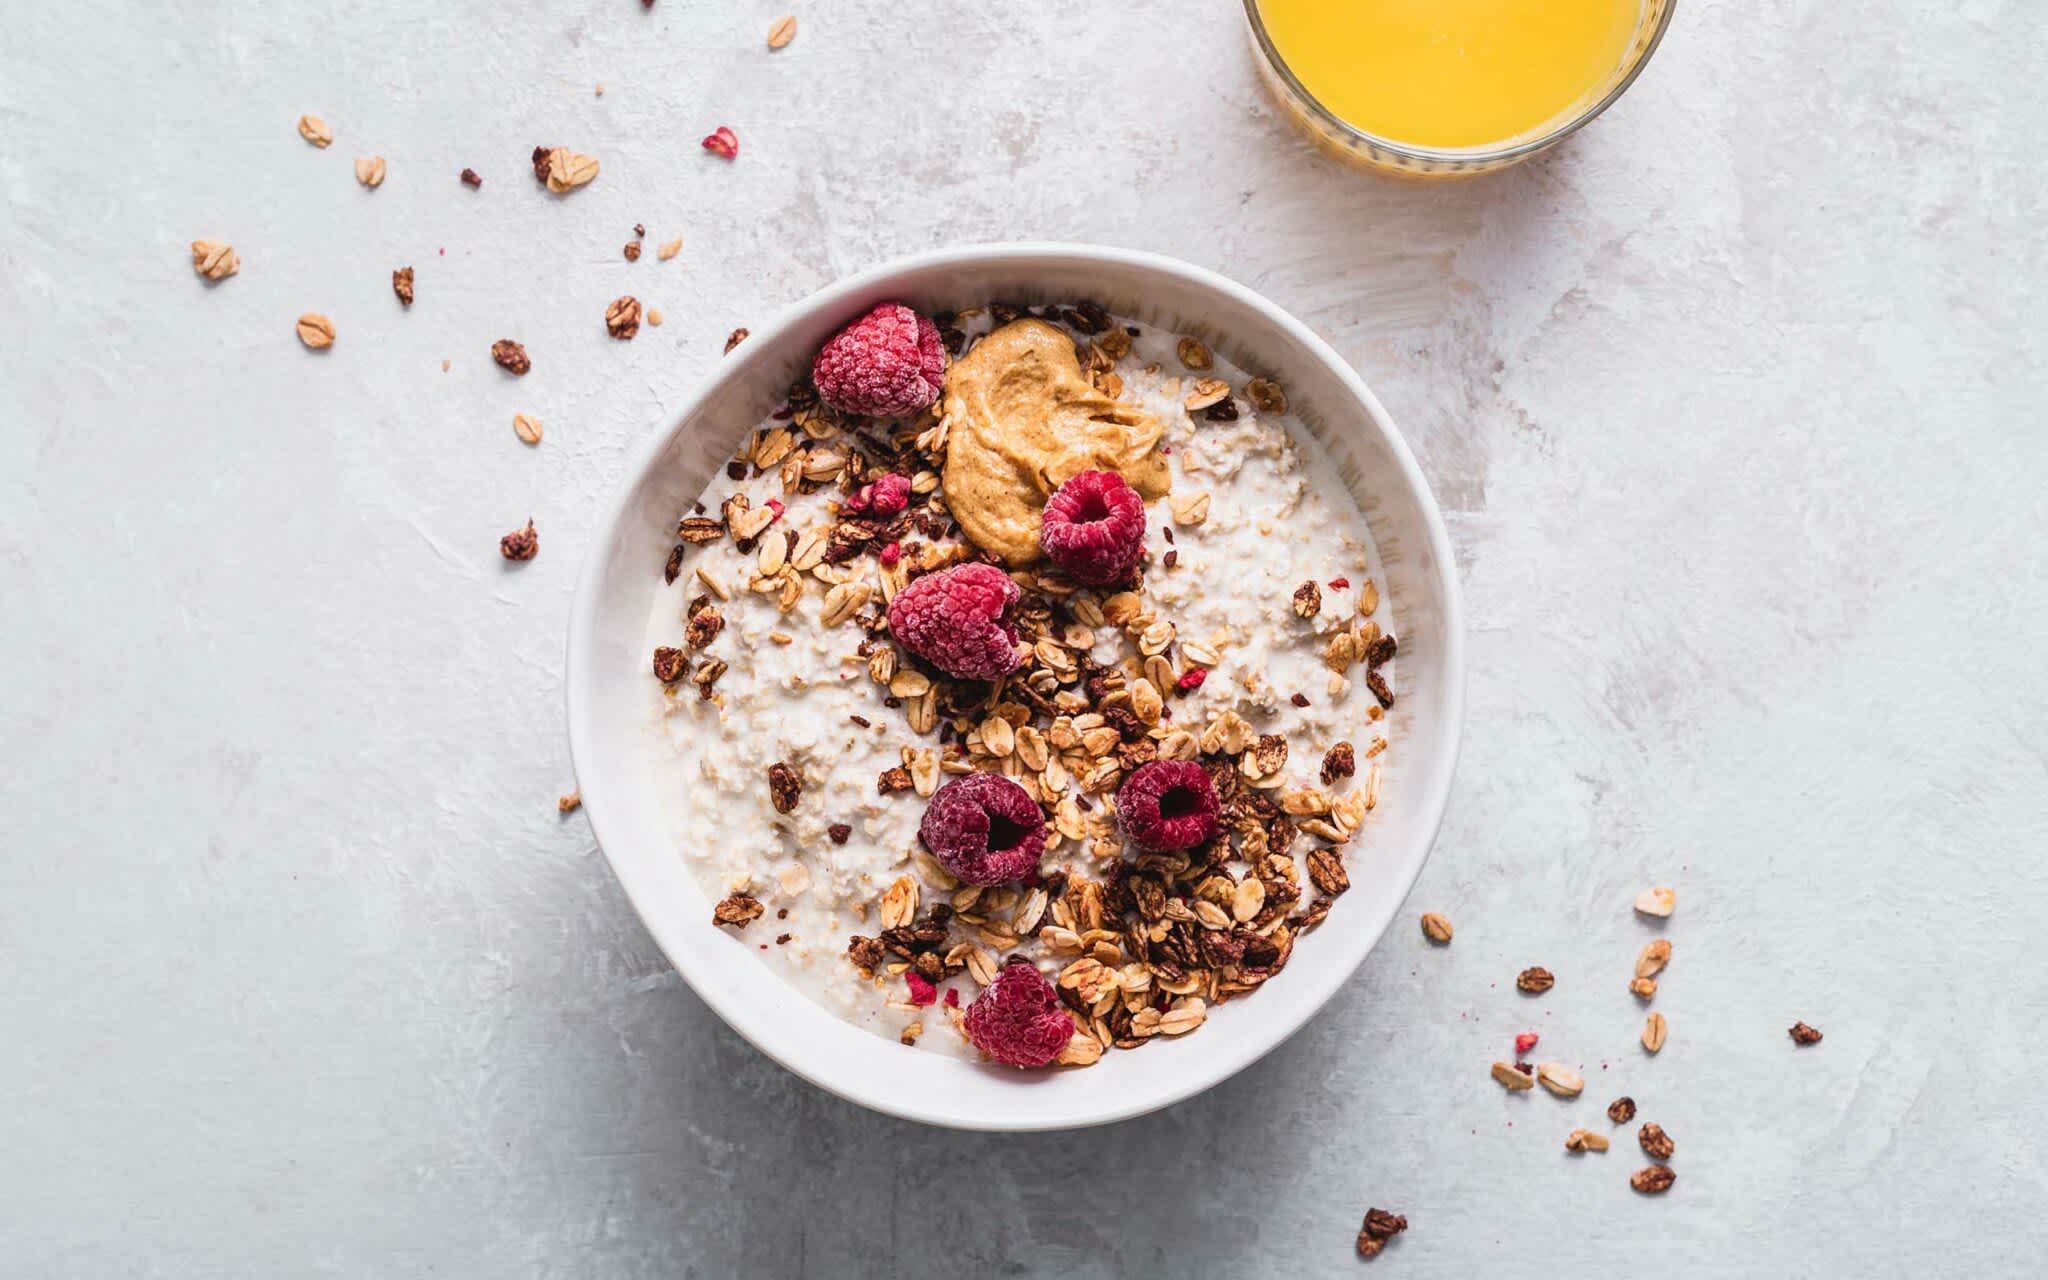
[1115,760,1220,852]
[905,972,938,1007]
[1175,667,1208,693]
[918,772,1046,885]
[878,541,902,568]
[1515,1032,1539,1055]
[1038,470,1145,586]
[845,471,911,518]
[701,125,738,160]
[811,301,946,418]
[964,959,1075,1068]
[886,562,1020,681]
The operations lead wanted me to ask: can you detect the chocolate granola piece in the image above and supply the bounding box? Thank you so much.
[676,516,726,544]
[1320,741,1356,784]
[846,934,884,974]
[876,766,913,795]
[1292,580,1322,618]
[1366,633,1398,667]
[499,520,538,561]
[651,647,688,684]
[712,893,764,928]
[1306,847,1350,897]
[491,339,531,375]
[663,544,685,584]
[1631,1164,1676,1195]
[827,822,852,845]
[391,266,414,307]
[1639,1122,1675,1160]
[1355,1207,1407,1258]
[767,762,801,814]
[1789,1020,1824,1045]
[606,295,641,339]
[1608,1096,1637,1124]
[684,606,724,650]
[460,167,482,187]
[1516,966,1555,994]
[1365,669,1396,709]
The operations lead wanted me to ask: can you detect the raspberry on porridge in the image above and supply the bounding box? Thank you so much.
[646,301,1398,1065]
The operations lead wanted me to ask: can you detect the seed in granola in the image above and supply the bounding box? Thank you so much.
[1638,1122,1675,1160]
[1789,1020,1823,1046]
[712,892,764,928]
[1517,966,1555,993]
[606,296,641,339]
[295,313,335,349]
[1245,376,1288,414]
[1176,337,1212,370]
[189,239,239,281]
[767,762,802,814]
[724,326,749,352]
[1608,1096,1636,1124]
[1420,912,1453,944]
[651,646,688,683]
[1636,939,1671,979]
[1635,886,1676,917]
[1631,1164,1676,1194]
[1642,1011,1668,1053]
[647,307,664,327]
[513,413,543,445]
[1355,1207,1406,1258]
[460,167,482,187]
[353,155,386,188]
[1565,1129,1610,1153]
[491,339,530,375]
[767,14,797,47]
[1630,976,1659,1000]
[1537,1062,1585,1097]
[1492,1060,1535,1091]
[297,114,332,147]
[1319,741,1356,785]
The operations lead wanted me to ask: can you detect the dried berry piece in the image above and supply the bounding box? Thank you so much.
[499,519,538,561]
[1514,1031,1539,1055]
[963,959,1074,1068]
[491,339,530,375]
[701,125,739,160]
[1631,1164,1676,1195]
[886,562,1020,680]
[812,301,945,418]
[623,240,642,262]
[1789,1021,1823,1046]
[392,266,414,307]
[1365,669,1396,709]
[1039,470,1145,586]
[712,893,764,928]
[530,146,552,181]
[1420,912,1453,944]
[1639,1122,1674,1160]
[1116,760,1220,852]
[827,823,852,845]
[460,167,482,187]
[1608,1096,1637,1124]
[918,772,1046,885]
[767,761,801,814]
[651,647,688,683]
[1355,1208,1407,1259]
[1516,966,1555,994]
[724,327,750,354]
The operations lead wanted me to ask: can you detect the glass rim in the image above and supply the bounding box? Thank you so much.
[1241,0,1677,166]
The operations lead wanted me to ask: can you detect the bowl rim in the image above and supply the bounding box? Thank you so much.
[565,242,1466,1129]
[1240,0,1677,167]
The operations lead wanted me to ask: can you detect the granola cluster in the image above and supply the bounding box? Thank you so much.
[653,300,1397,1067]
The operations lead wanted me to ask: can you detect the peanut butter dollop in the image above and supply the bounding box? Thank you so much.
[939,318,1170,567]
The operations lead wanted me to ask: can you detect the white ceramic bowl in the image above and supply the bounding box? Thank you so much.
[567,244,1464,1131]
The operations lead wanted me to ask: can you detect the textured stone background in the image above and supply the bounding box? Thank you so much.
[3,1,2044,1275]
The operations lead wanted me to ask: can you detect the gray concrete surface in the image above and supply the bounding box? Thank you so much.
[3,0,2044,1275]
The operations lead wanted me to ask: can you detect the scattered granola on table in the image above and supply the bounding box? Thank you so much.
[1354,1208,1407,1259]
[190,239,239,281]
[643,300,1401,1061]
[491,339,530,375]
[1789,1020,1823,1045]
[499,520,537,562]
[391,266,413,307]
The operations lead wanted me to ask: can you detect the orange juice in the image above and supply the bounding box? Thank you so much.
[1254,0,1645,150]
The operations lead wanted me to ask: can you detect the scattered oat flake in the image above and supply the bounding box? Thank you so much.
[513,414,543,445]
[1420,911,1452,944]
[296,313,335,349]
[702,126,739,160]
[190,239,239,281]
[658,238,683,261]
[767,15,797,48]
[297,114,332,147]
[1635,886,1676,917]
[353,156,386,188]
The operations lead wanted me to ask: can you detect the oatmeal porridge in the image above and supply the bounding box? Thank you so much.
[643,300,1398,1067]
